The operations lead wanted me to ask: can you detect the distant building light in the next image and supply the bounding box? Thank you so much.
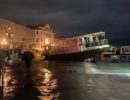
[46,46,49,50]
[45,38,49,45]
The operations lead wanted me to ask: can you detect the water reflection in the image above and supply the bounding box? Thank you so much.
[0,61,60,100]
[0,67,24,100]
[32,62,60,100]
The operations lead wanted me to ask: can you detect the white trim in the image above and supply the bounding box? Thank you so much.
[83,45,110,51]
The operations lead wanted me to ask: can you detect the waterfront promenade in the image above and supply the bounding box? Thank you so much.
[1,61,130,100]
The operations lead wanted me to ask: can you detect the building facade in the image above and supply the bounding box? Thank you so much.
[32,24,55,52]
[0,18,35,51]
[0,18,55,54]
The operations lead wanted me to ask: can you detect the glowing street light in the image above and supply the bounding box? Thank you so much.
[0,39,8,49]
[45,38,51,52]
[45,38,50,45]
[1,39,8,45]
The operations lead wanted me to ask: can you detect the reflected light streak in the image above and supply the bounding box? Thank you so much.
[2,68,19,99]
[34,67,60,100]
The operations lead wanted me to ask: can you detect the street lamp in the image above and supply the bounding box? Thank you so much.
[0,39,8,49]
[45,38,49,45]
[44,38,51,55]
[5,26,14,60]
[45,38,50,50]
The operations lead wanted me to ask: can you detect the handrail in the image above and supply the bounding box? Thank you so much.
[79,39,108,47]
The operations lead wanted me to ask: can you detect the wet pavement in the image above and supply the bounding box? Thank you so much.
[0,61,130,100]
[14,61,60,100]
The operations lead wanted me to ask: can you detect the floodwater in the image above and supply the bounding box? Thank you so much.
[0,61,130,100]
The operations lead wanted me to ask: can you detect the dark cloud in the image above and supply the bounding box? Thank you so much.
[0,0,130,45]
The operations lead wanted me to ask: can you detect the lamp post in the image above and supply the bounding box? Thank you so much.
[5,26,14,60]
[44,38,51,55]
[45,38,50,50]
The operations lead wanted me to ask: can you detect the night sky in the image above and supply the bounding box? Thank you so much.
[0,0,130,45]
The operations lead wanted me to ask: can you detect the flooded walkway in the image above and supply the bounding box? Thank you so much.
[14,61,60,100]
[1,61,130,100]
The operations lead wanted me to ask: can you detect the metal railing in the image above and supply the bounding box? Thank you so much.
[94,39,108,46]
[79,39,108,47]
